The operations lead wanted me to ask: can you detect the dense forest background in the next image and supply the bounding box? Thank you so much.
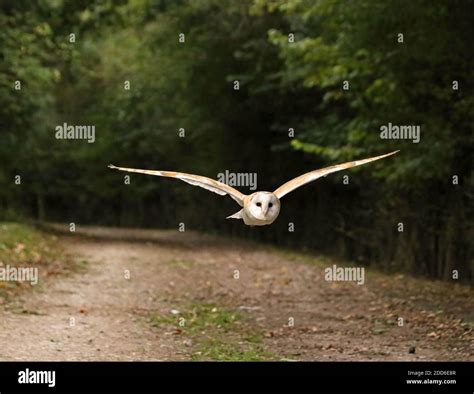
[1,0,472,282]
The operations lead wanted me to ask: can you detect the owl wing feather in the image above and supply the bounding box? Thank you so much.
[273,151,399,199]
[108,165,246,206]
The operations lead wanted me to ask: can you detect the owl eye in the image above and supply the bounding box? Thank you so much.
[256,202,261,207]
[269,203,273,208]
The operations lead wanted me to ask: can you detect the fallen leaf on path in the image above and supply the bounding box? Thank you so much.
[14,243,25,253]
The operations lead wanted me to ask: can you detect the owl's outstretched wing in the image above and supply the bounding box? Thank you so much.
[273,151,399,199]
[108,165,246,206]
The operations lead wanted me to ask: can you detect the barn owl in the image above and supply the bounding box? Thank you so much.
[108,150,398,226]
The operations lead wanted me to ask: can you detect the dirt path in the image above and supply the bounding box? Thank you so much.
[0,225,472,361]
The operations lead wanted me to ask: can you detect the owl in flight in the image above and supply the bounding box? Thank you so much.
[109,150,398,226]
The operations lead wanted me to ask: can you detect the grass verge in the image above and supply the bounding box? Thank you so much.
[150,302,276,361]
[0,222,82,304]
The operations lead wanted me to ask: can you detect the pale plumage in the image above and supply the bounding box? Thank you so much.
[108,150,398,226]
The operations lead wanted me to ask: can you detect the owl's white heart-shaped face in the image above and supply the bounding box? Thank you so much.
[245,192,281,223]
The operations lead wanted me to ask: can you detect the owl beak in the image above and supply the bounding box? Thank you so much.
[262,205,269,216]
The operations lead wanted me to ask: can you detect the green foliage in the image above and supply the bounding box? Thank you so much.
[265,0,473,181]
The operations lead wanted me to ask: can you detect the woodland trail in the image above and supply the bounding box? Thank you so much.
[0,225,472,361]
